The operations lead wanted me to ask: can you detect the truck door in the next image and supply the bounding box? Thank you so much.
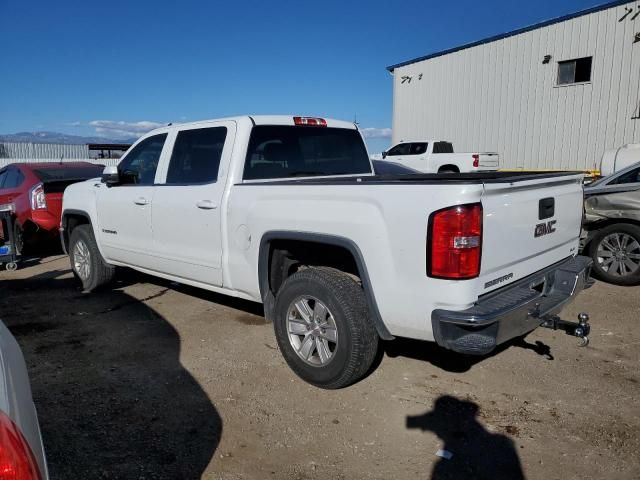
[150,121,236,287]
[95,133,168,268]
[385,142,428,171]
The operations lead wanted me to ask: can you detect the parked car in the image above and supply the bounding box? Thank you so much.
[374,140,499,173]
[0,319,48,479]
[0,162,103,253]
[582,161,640,285]
[61,116,590,389]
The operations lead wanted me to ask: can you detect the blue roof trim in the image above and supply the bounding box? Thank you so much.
[386,0,633,72]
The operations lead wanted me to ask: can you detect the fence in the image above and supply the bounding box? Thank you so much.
[0,157,119,168]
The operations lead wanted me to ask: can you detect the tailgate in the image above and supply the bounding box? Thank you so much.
[478,153,499,168]
[478,174,584,294]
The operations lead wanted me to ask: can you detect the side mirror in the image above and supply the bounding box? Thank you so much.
[101,165,119,186]
[382,151,387,159]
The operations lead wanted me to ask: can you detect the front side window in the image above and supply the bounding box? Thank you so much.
[386,143,411,156]
[118,133,167,186]
[557,57,592,85]
[243,126,371,180]
[609,167,640,185]
[0,170,7,189]
[166,127,227,184]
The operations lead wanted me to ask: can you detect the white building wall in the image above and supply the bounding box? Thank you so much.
[391,1,640,170]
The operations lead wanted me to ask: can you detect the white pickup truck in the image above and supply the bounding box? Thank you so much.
[61,116,592,389]
[378,140,499,173]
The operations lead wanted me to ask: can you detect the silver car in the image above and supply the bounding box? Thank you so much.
[0,320,48,479]
[582,161,640,285]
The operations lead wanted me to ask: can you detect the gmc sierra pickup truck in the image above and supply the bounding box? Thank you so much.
[61,116,592,389]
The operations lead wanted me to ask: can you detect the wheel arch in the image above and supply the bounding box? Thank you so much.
[583,218,640,252]
[437,164,460,173]
[60,209,93,253]
[258,231,393,340]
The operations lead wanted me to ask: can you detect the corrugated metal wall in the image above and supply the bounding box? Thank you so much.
[0,142,119,168]
[391,1,640,170]
[0,142,89,160]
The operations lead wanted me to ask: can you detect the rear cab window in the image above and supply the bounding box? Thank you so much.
[243,126,372,180]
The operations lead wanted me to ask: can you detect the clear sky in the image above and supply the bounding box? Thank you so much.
[0,0,609,153]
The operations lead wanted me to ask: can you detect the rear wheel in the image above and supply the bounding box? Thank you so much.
[273,267,379,389]
[588,223,640,286]
[69,225,115,291]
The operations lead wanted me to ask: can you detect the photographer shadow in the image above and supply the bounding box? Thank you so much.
[407,395,525,480]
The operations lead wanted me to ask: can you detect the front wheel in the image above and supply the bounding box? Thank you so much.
[69,225,115,291]
[273,267,379,389]
[588,223,640,286]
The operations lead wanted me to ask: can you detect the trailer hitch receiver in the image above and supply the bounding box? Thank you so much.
[540,312,590,347]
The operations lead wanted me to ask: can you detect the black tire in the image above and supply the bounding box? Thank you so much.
[588,223,640,286]
[273,267,379,389]
[69,225,115,292]
[438,167,459,174]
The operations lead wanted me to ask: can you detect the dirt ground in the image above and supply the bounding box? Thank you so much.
[0,254,639,480]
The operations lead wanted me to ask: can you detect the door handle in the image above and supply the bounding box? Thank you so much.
[134,197,150,206]
[196,200,218,210]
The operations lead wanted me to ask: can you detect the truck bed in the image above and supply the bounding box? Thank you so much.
[239,171,583,186]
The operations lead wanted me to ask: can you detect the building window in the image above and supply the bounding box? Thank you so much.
[557,57,592,85]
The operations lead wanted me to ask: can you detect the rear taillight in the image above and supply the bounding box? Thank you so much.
[428,203,482,279]
[30,184,47,210]
[472,154,480,168]
[293,116,327,127]
[0,411,41,480]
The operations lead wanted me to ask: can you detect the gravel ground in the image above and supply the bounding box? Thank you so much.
[0,255,639,480]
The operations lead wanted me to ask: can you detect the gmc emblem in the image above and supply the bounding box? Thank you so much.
[534,220,557,238]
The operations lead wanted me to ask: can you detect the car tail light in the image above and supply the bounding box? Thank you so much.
[428,203,482,279]
[472,154,480,168]
[0,411,42,480]
[293,116,327,127]
[30,184,47,210]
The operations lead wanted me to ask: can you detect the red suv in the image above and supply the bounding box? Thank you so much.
[0,162,103,253]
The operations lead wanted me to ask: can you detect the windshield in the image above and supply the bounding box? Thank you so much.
[243,126,372,180]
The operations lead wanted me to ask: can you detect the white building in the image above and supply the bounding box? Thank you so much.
[387,0,640,170]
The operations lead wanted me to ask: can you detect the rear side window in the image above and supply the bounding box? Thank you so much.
[409,143,428,155]
[243,126,371,180]
[433,142,454,154]
[166,127,227,184]
[0,170,7,189]
[118,134,167,185]
[3,168,24,189]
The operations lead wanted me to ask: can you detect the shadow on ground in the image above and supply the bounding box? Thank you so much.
[383,335,554,372]
[0,267,222,479]
[407,395,525,480]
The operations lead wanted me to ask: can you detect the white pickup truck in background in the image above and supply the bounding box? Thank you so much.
[375,140,499,173]
[61,116,591,389]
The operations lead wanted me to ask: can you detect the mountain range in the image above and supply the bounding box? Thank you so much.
[0,131,136,145]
